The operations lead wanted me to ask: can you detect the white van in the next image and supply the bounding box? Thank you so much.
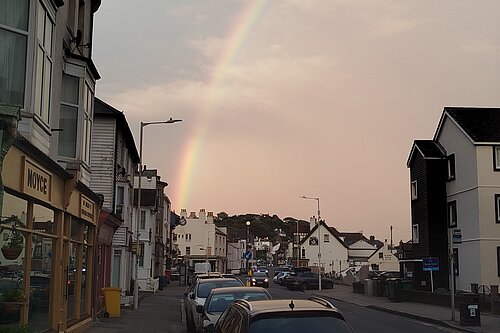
[194,262,211,274]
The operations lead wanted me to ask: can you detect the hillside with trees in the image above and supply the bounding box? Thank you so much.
[214,212,310,243]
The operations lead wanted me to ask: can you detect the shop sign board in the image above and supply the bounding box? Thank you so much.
[23,158,51,202]
[80,194,95,223]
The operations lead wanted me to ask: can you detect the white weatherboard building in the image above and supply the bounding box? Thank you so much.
[300,221,349,274]
[367,242,399,272]
[174,209,227,272]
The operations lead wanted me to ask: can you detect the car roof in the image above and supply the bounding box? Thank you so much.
[233,297,343,316]
[209,286,268,295]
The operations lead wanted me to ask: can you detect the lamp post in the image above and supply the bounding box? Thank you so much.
[300,195,322,290]
[246,221,251,270]
[296,221,300,268]
[134,118,181,310]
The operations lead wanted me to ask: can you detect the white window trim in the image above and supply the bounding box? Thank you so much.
[412,224,419,244]
[58,61,95,166]
[411,180,418,200]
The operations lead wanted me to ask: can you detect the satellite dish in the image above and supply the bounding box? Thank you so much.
[179,216,187,226]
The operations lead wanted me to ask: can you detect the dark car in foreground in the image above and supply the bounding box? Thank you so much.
[209,297,355,333]
[196,286,271,332]
[284,272,334,290]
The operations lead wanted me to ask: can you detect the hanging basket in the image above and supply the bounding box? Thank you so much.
[1,247,22,260]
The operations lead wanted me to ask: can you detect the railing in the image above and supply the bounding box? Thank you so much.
[137,277,159,293]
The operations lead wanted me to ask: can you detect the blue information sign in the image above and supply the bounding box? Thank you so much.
[423,257,439,271]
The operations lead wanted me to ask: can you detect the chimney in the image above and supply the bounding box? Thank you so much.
[207,211,214,224]
[370,235,375,242]
[199,209,206,222]
[180,209,187,218]
[189,211,197,219]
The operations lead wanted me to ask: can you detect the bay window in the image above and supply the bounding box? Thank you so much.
[0,0,29,106]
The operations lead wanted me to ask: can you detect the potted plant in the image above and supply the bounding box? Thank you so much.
[1,287,25,314]
[1,228,24,260]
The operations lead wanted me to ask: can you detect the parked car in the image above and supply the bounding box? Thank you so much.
[196,286,271,333]
[273,272,285,284]
[250,272,269,288]
[285,272,334,290]
[208,297,355,333]
[185,277,244,333]
[272,266,290,277]
[278,272,294,285]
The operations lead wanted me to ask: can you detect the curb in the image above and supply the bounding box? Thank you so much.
[366,305,479,333]
[312,293,481,333]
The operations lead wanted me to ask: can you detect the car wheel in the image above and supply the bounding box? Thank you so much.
[301,283,308,291]
[326,282,333,289]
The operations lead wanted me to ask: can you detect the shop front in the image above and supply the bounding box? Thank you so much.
[0,139,100,332]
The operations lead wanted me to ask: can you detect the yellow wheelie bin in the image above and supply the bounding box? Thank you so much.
[102,287,121,317]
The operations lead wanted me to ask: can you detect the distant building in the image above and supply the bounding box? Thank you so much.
[174,209,227,272]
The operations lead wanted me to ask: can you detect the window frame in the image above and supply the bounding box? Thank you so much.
[495,195,500,223]
[448,201,457,227]
[411,180,418,200]
[497,247,500,277]
[447,154,456,181]
[57,60,95,166]
[494,146,500,171]
[412,224,419,244]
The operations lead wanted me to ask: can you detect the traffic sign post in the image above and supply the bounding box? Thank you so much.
[423,257,439,293]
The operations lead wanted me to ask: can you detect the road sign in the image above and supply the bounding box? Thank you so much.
[423,257,439,271]
[244,250,252,260]
[452,229,462,244]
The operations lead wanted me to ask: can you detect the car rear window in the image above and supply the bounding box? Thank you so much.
[208,292,270,313]
[249,312,352,333]
[197,279,244,298]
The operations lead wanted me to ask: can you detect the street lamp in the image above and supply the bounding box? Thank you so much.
[300,195,322,290]
[134,118,182,310]
[246,221,251,270]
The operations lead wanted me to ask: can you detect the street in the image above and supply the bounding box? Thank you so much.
[87,272,466,333]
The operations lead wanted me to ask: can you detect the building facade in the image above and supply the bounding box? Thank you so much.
[409,107,500,291]
[174,209,227,272]
[90,98,139,311]
[0,1,102,331]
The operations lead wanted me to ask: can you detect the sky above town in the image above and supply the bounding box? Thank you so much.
[93,0,500,243]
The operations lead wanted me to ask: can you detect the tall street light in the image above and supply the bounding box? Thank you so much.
[246,221,251,271]
[134,118,182,310]
[300,195,322,290]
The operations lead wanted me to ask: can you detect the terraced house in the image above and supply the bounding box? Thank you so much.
[0,1,103,331]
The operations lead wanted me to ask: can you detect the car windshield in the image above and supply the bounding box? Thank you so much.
[197,280,243,298]
[207,292,270,313]
[249,313,352,333]
[252,272,267,277]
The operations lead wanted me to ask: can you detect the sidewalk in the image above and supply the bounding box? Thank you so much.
[86,284,187,333]
[311,285,500,333]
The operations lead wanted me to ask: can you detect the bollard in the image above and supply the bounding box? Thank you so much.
[471,283,479,294]
[491,285,500,315]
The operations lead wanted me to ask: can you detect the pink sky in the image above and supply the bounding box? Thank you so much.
[93,0,500,243]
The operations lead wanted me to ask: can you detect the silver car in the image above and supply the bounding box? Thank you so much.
[185,278,244,333]
[196,286,271,333]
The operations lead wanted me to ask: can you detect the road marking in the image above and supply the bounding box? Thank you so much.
[180,299,186,324]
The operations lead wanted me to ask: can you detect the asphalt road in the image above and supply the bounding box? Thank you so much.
[266,272,461,333]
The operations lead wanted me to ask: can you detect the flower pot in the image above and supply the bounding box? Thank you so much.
[1,247,22,260]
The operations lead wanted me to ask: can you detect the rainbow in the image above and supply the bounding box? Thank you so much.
[173,0,268,210]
